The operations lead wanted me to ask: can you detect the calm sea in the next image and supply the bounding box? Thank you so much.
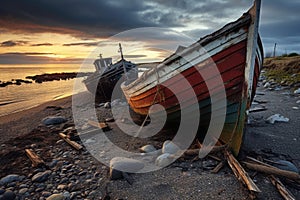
[0,64,94,117]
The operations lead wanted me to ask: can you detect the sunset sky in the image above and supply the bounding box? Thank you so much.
[0,0,299,65]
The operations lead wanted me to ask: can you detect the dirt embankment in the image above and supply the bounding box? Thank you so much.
[263,56,300,86]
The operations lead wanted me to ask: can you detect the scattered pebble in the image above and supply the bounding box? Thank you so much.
[139,144,157,153]
[162,140,181,155]
[97,103,105,107]
[263,82,271,88]
[155,153,175,167]
[105,117,115,122]
[0,175,20,185]
[294,88,300,94]
[31,170,51,182]
[103,102,111,108]
[18,188,28,194]
[46,193,65,200]
[42,116,67,125]
[272,160,299,173]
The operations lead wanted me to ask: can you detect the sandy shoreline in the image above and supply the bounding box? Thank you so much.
[0,95,73,144]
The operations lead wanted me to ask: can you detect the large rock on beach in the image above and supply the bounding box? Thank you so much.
[139,144,157,153]
[109,157,144,180]
[155,153,175,167]
[42,116,67,125]
[162,140,181,155]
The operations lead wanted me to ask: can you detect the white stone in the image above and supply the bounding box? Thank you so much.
[85,138,96,144]
[155,153,175,167]
[266,114,289,124]
[294,88,300,94]
[110,157,144,173]
[104,102,111,108]
[162,140,181,155]
[263,82,271,88]
[139,144,156,153]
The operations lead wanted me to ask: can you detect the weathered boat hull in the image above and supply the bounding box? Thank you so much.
[121,0,263,155]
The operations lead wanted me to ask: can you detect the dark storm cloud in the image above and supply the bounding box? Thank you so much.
[63,42,99,47]
[259,0,300,54]
[0,40,28,47]
[31,43,53,46]
[124,55,147,59]
[0,0,299,54]
[0,0,155,38]
[3,52,54,56]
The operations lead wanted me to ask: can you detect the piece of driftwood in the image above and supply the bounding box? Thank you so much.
[242,161,300,184]
[184,145,225,156]
[249,107,267,113]
[269,175,296,200]
[225,150,261,193]
[25,149,45,167]
[59,133,83,150]
[88,120,110,131]
[211,161,225,173]
[208,155,222,162]
[246,156,274,167]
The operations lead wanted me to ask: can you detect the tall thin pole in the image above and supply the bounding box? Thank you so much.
[273,43,277,57]
[118,43,128,81]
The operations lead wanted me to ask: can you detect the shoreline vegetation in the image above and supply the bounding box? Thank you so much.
[263,55,300,88]
[0,72,93,87]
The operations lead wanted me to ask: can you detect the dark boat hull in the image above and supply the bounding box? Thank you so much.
[84,60,137,101]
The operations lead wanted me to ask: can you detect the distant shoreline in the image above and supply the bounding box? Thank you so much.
[0,72,92,87]
[0,94,72,124]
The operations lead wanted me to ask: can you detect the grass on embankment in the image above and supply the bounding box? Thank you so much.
[263,55,300,86]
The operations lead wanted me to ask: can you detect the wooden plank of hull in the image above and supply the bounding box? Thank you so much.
[128,39,247,114]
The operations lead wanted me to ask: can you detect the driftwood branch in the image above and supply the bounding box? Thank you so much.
[88,120,110,131]
[184,145,225,156]
[242,161,300,184]
[225,150,261,193]
[59,133,83,150]
[269,175,296,200]
[211,161,225,173]
[25,149,45,167]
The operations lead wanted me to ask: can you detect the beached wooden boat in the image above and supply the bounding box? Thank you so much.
[84,44,137,101]
[121,0,263,155]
